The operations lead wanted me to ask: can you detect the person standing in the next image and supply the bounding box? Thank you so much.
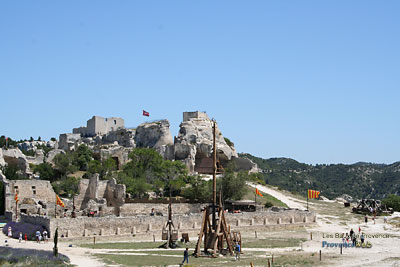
[181,248,189,265]
[43,230,48,243]
[235,242,241,260]
[384,216,388,224]
[364,216,368,224]
[19,232,22,243]
[7,226,12,239]
[35,230,41,243]
[350,228,354,239]
[352,235,357,246]
[24,233,27,243]
[361,233,365,244]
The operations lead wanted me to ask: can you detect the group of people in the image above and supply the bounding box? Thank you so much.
[34,229,48,243]
[344,228,366,246]
[6,226,48,243]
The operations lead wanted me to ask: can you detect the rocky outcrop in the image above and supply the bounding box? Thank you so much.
[174,112,238,172]
[102,128,136,148]
[18,140,57,152]
[25,149,45,165]
[45,149,66,164]
[0,149,5,166]
[1,148,30,173]
[135,120,173,149]
[59,133,81,151]
[93,145,133,170]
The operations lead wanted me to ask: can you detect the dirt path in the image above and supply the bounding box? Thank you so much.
[247,182,306,209]
[0,233,104,267]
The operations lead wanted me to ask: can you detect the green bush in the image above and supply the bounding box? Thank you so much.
[265,201,273,208]
[52,176,80,197]
[382,194,400,212]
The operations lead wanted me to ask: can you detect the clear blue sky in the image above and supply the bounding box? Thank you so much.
[1,1,399,165]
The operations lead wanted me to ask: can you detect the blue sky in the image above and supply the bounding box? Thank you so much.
[1,1,399,164]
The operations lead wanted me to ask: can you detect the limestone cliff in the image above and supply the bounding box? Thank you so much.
[134,120,173,154]
[174,112,238,172]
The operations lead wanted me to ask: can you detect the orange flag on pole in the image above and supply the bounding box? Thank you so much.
[255,188,263,197]
[56,195,65,207]
[14,193,19,203]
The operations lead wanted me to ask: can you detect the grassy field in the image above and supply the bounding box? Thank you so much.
[80,236,305,250]
[95,251,332,267]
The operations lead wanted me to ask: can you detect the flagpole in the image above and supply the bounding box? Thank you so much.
[55,194,57,218]
[15,201,18,221]
[307,190,309,211]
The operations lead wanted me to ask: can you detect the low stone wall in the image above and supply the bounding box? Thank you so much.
[119,203,204,216]
[21,209,316,239]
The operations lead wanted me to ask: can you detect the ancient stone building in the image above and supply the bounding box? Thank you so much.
[1,173,56,216]
[73,116,124,137]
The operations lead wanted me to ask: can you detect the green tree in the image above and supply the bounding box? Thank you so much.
[72,145,93,171]
[34,163,55,181]
[382,194,400,212]
[88,157,117,180]
[219,170,248,201]
[52,176,80,197]
[123,148,164,182]
[54,153,77,177]
[0,164,27,180]
[182,176,212,202]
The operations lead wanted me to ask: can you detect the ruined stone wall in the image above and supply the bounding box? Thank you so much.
[5,180,56,212]
[183,111,209,122]
[21,209,316,239]
[119,203,204,216]
[73,116,125,137]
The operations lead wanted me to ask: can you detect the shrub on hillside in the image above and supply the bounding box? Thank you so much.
[382,194,400,212]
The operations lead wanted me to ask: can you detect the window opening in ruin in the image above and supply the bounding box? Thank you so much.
[114,120,116,124]
[20,209,27,214]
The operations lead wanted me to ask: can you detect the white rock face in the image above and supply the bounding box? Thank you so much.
[1,148,30,173]
[0,149,6,166]
[102,128,136,148]
[59,133,82,151]
[135,120,173,149]
[174,112,238,172]
[45,149,66,164]
[25,149,45,165]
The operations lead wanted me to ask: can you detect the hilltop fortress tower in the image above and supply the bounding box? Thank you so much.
[73,116,124,137]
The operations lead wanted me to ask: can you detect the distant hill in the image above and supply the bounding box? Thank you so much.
[239,153,400,200]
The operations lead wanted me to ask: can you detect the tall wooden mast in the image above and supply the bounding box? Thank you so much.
[212,120,217,230]
[194,119,234,257]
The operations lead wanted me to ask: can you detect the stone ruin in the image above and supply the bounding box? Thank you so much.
[0,111,257,176]
[56,111,245,174]
[1,171,127,219]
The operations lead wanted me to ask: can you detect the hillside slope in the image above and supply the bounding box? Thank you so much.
[240,153,400,200]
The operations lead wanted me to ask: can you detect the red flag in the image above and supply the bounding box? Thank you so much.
[143,110,150,117]
[14,193,18,203]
